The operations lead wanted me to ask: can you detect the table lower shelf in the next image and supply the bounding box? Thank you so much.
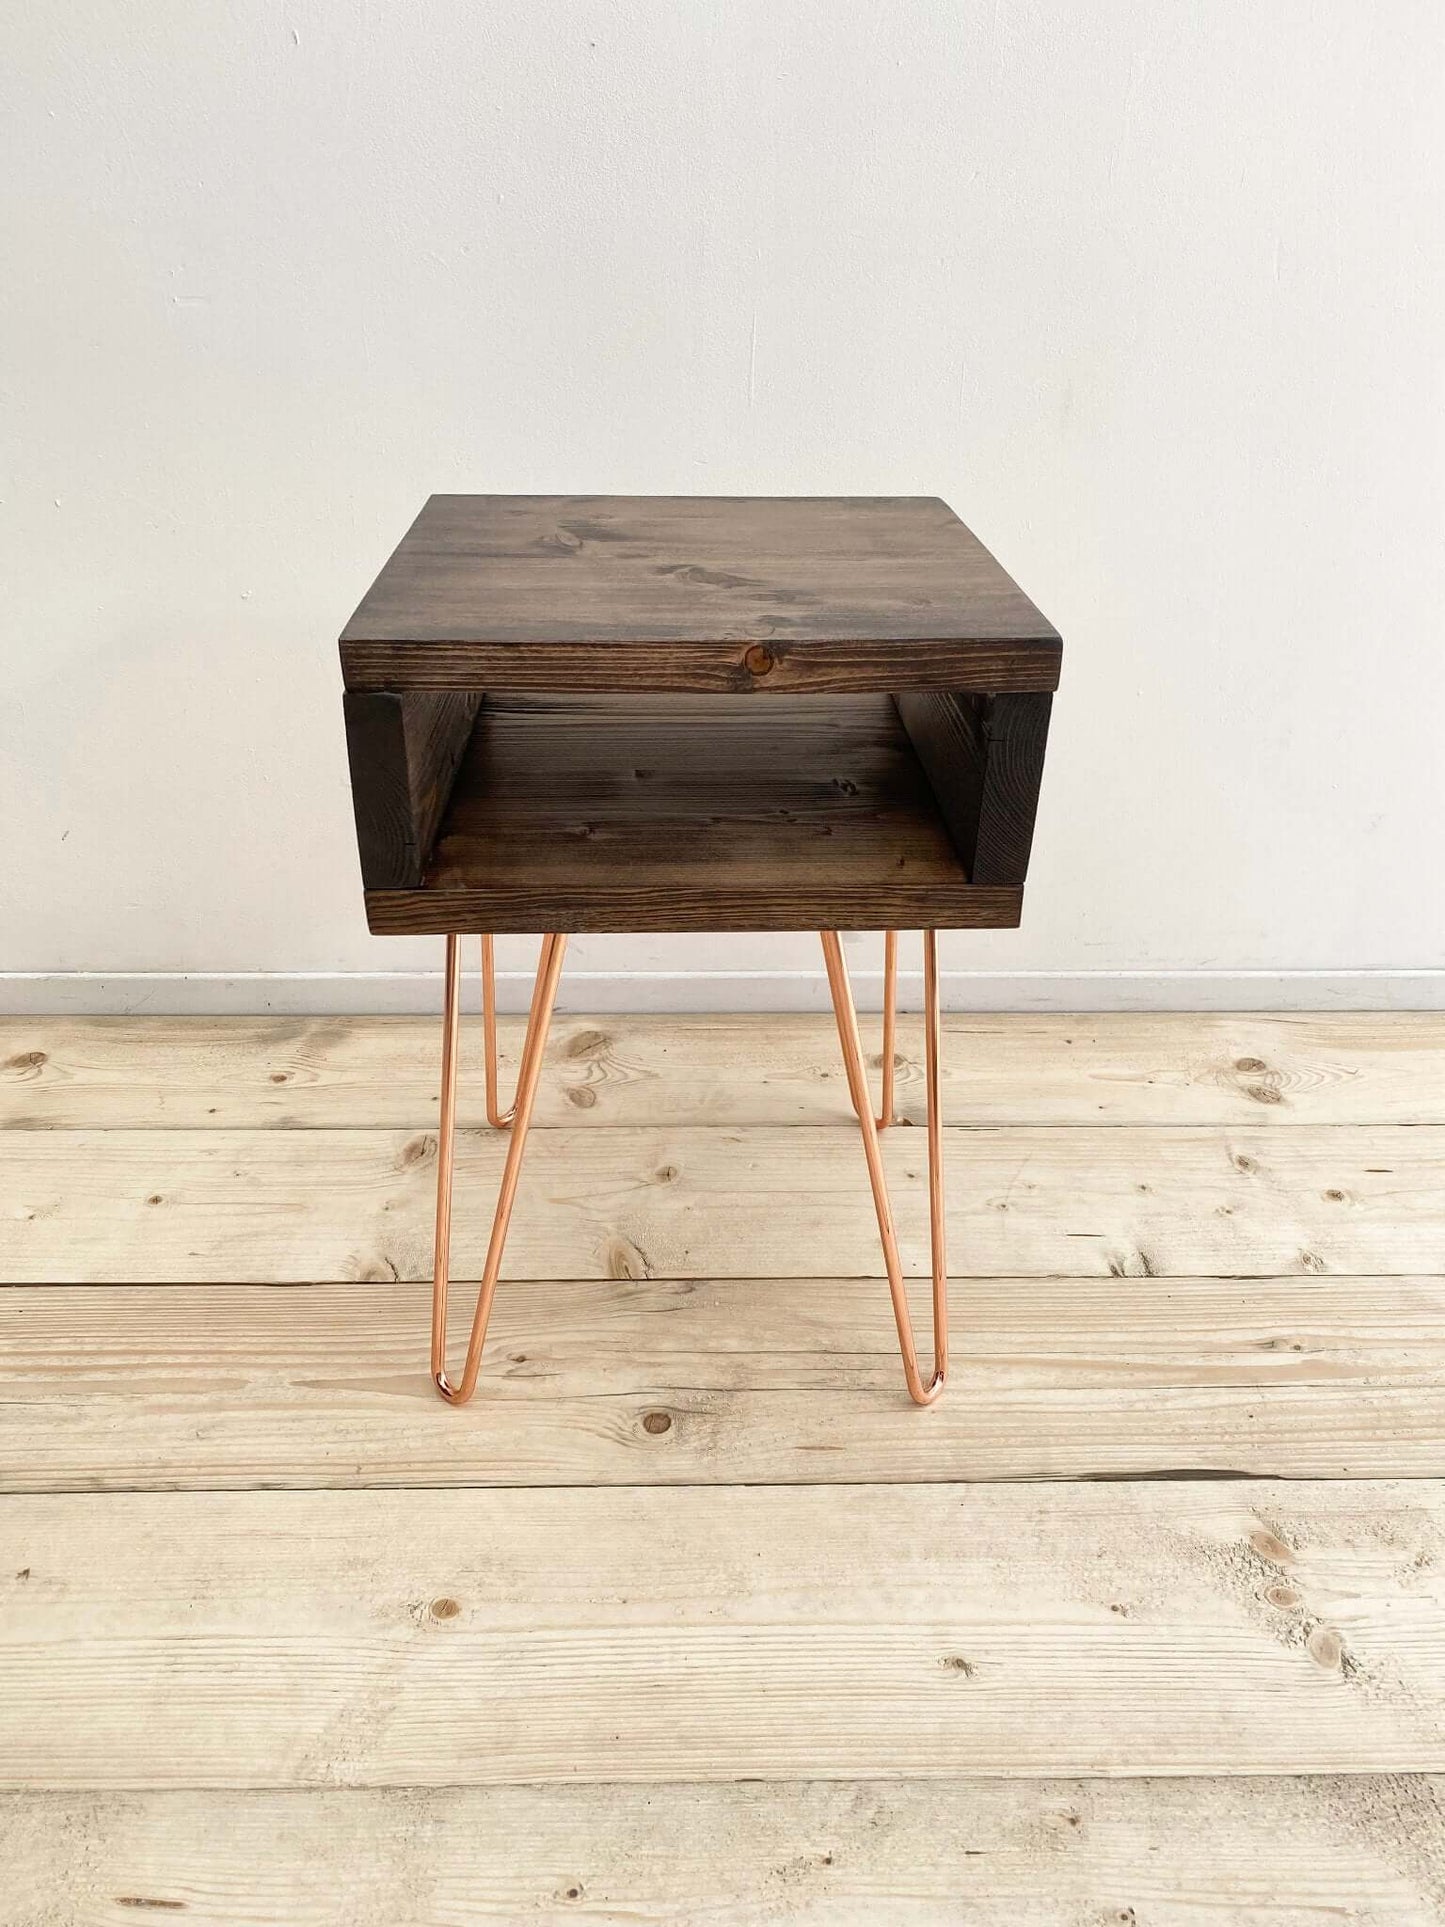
[363,694,1023,934]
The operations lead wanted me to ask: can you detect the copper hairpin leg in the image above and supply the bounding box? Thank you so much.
[430,931,568,1405]
[821,929,948,1406]
[429,926,943,1409]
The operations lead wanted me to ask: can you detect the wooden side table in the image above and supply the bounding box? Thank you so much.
[340,496,1060,1407]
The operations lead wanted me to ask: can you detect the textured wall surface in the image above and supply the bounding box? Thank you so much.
[4,2,1443,1009]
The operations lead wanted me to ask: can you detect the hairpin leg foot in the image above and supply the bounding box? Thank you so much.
[820,929,947,1406]
[430,930,568,1406]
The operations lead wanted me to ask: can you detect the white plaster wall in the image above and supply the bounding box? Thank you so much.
[4,1,1443,1011]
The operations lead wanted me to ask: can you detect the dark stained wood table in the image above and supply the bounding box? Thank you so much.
[339,495,1061,1409]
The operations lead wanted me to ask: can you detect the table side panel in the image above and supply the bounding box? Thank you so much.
[342,691,481,890]
[895,691,1053,888]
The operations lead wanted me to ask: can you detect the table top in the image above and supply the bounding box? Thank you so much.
[340,495,1061,694]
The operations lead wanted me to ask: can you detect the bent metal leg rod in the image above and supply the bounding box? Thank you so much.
[430,930,568,1406]
[820,929,948,1406]
[481,933,557,1129]
[846,928,898,1129]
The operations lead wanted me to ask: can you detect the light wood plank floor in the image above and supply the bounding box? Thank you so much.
[2,1012,1444,1923]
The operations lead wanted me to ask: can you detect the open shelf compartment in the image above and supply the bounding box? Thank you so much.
[359,693,1040,935]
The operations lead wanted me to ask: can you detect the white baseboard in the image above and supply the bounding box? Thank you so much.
[2,969,1443,1015]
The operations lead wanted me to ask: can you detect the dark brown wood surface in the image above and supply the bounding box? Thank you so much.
[341,636,1059,696]
[342,691,481,889]
[340,496,1060,695]
[895,691,1053,888]
[363,696,1024,935]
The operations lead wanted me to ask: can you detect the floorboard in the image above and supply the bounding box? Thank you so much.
[5,1011,1443,1128]
[4,1481,1443,1787]
[2,1275,1442,1489]
[5,1777,1445,1925]
[5,1123,1441,1283]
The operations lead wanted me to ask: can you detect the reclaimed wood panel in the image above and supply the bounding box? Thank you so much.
[339,495,1062,695]
[894,690,1053,885]
[342,635,1063,695]
[341,690,481,890]
[2,1275,1442,1490]
[3,1125,1441,1284]
[3,1481,1442,1786]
